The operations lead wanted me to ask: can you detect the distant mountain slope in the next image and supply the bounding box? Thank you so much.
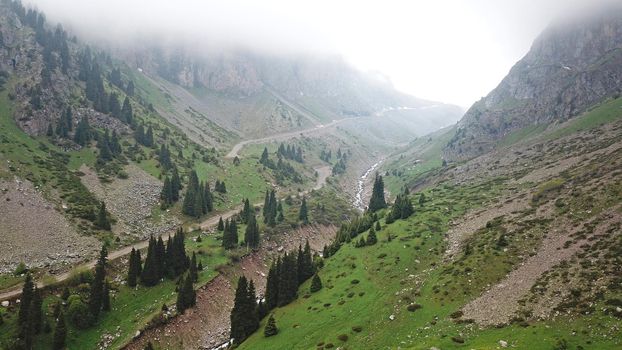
[120,47,462,141]
[445,6,622,161]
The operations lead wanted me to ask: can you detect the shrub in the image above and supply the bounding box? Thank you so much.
[350,279,360,284]
[451,336,465,344]
[407,304,422,312]
[351,326,362,332]
[450,310,464,319]
[14,262,28,276]
[67,299,92,329]
[324,343,334,349]
[337,334,348,342]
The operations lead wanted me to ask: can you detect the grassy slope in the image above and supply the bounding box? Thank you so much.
[240,179,621,350]
[0,234,228,350]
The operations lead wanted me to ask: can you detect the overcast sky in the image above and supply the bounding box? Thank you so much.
[26,0,616,107]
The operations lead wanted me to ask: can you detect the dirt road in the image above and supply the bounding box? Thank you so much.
[0,164,331,302]
[225,117,359,158]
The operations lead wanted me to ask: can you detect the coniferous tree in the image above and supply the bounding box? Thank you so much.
[264,314,278,337]
[89,245,108,320]
[145,126,154,147]
[126,81,135,97]
[298,197,308,224]
[217,216,224,231]
[264,260,279,310]
[277,253,298,306]
[260,147,269,166]
[375,221,381,231]
[74,117,91,146]
[182,170,201,217]
[28,287,43,335]
[297,240,315,284]
[160,176,173,208]
[241,199,252,224]
[52,311,66,350]
[140,237,159,286]
[366,226,377,246]
[230,276,259,345]
[95,201,111,230]
[368,174,387,212]
[176,274,196,314]
[170,167,181,201]
[244,213,260,249]
[121,97,133,124]
[127,248,141,287]
[310,274,323,293]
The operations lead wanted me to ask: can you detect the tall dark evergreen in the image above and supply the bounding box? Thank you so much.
[297,240,315,284]
[368,174,387,212]
[89,244,108,320]
[121,96,133,124]
[74,117,91,146]
[386,191,414,224]
[189,252,198,283]
[182,170,201,217]
[95,201,111,230]
[140,237,160,286]
[230,276,259,345]
[222,219,238,250]
[265,260,279,310]
[277,253,298,306]
[127,248,142,287]
[298,197,309,224]
[244,213,260,249]
[217,216,224,231]
[176,274,196,314]
[366,226,378,245]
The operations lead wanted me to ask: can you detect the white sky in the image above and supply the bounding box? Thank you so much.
[27,0,615,107]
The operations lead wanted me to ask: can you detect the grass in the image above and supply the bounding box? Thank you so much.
[238,178,622,350]
[546,96,622,140]
[0,234,228,350]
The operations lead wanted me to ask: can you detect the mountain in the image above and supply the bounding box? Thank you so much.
[117,46,462,142]
[444,5,622,161]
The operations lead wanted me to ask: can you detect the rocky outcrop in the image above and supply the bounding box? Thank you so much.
[445,6,622,161]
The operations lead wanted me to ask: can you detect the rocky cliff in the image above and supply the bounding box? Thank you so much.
[444,6,622,160]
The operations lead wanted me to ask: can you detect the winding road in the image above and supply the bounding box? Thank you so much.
[0,160,332,301]
[225,117,359,158]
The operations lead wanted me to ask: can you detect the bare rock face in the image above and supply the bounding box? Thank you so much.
[445,7,622,161]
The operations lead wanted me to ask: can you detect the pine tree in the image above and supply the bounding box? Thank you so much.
[230,276,258,345]
[74,117,91,146]
[28,287,43,335]
[95,201,111,230]
[244,213,260,249]
[182,170,202,217]
[120,97,133,124]
[265,261,279,310]
[297,240,315,284]
[89,244,108,320]
[126,81,135,97]
[127,248,141,287]
[217,216,224,231]
[368,174,387,212]
[277,253,298,306]
[145,126,154,147]
[260,147,269,166]
[171,167,181,201]
[160,176,173,208]
[298,197,308,224]
[310,274,323,293]
[366,226,377,246]
[141,237,159,286]
[264,314,278,337]
[242,199,251,224]
[52,311,66,350]
[176,274,196,314]
[375,221,381,231]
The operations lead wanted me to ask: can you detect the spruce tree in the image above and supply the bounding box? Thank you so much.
[121,96,133,124]
[366,226,377,246]
[74,117,91,146]
[127,248,140,287]
[264,261,279,310]
[310,274,322,293]
[176,274,196,314]
[95,201,111,230]
[182,170,201,217]
[230,276,249,344]
[264,314,278,337]
[89,244,107,320]
[28,287,43,335]
[368,174,387,212]
[170,167,181,201]
[298,197,308,224]
[141,237,159,286]
[244,214,260,249]
[217,216,224,231]
[52,311,66,350]
[375,221,381,231]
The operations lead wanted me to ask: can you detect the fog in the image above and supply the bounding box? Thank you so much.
[25,0,620,107]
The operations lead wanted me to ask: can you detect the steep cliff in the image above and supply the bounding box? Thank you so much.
[445,6,622,160]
